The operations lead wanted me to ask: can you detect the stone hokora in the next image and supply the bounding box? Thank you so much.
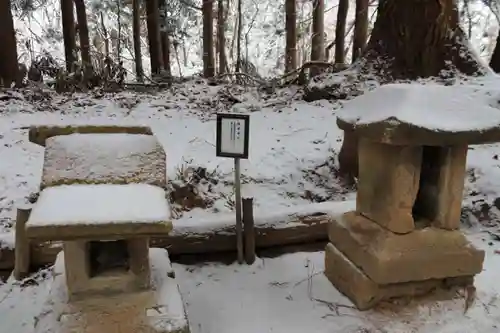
[356,138,421,234]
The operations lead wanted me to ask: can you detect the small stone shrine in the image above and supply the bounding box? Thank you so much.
[23,125,190,333]
[325,83,500,310]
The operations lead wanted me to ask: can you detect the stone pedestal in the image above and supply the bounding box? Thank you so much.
[34,249,190,333]
[324,212,482,310]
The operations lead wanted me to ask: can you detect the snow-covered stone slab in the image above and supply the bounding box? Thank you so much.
[29,124,153,146]
[336,83,500,145]
[34,248,190,333]
[41,133,166,188]
[26,184,172,241]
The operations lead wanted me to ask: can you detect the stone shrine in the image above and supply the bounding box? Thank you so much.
[22,125,190,333]
[325,84,500,310]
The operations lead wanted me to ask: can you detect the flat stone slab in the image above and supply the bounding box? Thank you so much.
[26,184,172,241]
[336,83,500,145]
[34,248,190,333]
[324,243,473,310]
[328,212,484,284]
[29,124,153,147]
[41,132,166,189]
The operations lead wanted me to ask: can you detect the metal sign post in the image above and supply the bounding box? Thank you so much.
[216,113,250,264]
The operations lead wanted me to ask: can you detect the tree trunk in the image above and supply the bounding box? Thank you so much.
[490,30,500,73]
[285,0,297,73]
[0,0,18,88]
[132,0,144,81]
[309,0,324,77]
[235,0,242,72]
[352,0,368,62]
[61,0,76,72]
[334,0,348,64]
[158,0,171,76]
[217,0,227,75]
[146,0,163,74]
[202,0,215,77]
[74,0,92,82]
[337,0,486,181]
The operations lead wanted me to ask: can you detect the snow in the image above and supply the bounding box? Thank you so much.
[171,200,355,235]
[42,132,166,188]
[173,233,500,333]
[337,83,500,132]
[27,184,171,227]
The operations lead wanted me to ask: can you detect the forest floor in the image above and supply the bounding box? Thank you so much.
[1,77,500,332]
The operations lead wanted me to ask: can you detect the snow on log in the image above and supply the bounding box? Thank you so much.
[1,201,356,269]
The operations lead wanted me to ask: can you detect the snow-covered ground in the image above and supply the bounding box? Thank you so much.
[2,77,500,331]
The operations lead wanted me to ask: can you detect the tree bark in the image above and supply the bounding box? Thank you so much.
[337,0,486,181]
[334,0,348,64]
[490,30,500,73]
[352,0,368,62]
[146,0,163,74]
[61,0,76,72]
[132,0,144,81]
[235,0,242,72]
[0,0,18,87]
[202,0,215,77]
[310,0,324,77]
[74,0,92,82]
[158,0,171,76]
[285,0,297,73]
[217,0,227,74]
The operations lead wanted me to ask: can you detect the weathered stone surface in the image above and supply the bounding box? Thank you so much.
[63,238,151,299]
[324,242,381,310]
[41,133,166,189]
[35,249,190,333]
[357,139,421,234]
[29,124,153,147]
[328,212,484,284]
[324,242,474,310]
[413,145,467,230]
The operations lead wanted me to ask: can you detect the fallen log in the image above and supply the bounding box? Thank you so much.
[0,200,355,271]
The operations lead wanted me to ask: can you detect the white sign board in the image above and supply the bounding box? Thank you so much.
[216,113,250,159]
[220,118,245,155]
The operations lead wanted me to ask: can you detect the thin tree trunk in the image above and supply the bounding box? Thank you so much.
[334,0,348,64]
[61,0,76,72]
[310,0,324,77]
[0,0,18,87]
[116,0,122,60]
[352,0,368,62]
[74,0,92,82]
[132,0,144,81]
[337,0,485,182]
[285,0,297,73]
[236,0,242,72]
[146,0,163,74]
[217,0,227,74]
[159,0,171,76]
[202,0,215,77]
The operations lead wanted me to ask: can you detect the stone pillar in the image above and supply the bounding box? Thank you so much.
[357,139,422,234]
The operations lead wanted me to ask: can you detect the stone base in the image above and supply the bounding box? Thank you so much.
[328,212,484,284]
[324,243,473,310]
[34,248,189,333]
